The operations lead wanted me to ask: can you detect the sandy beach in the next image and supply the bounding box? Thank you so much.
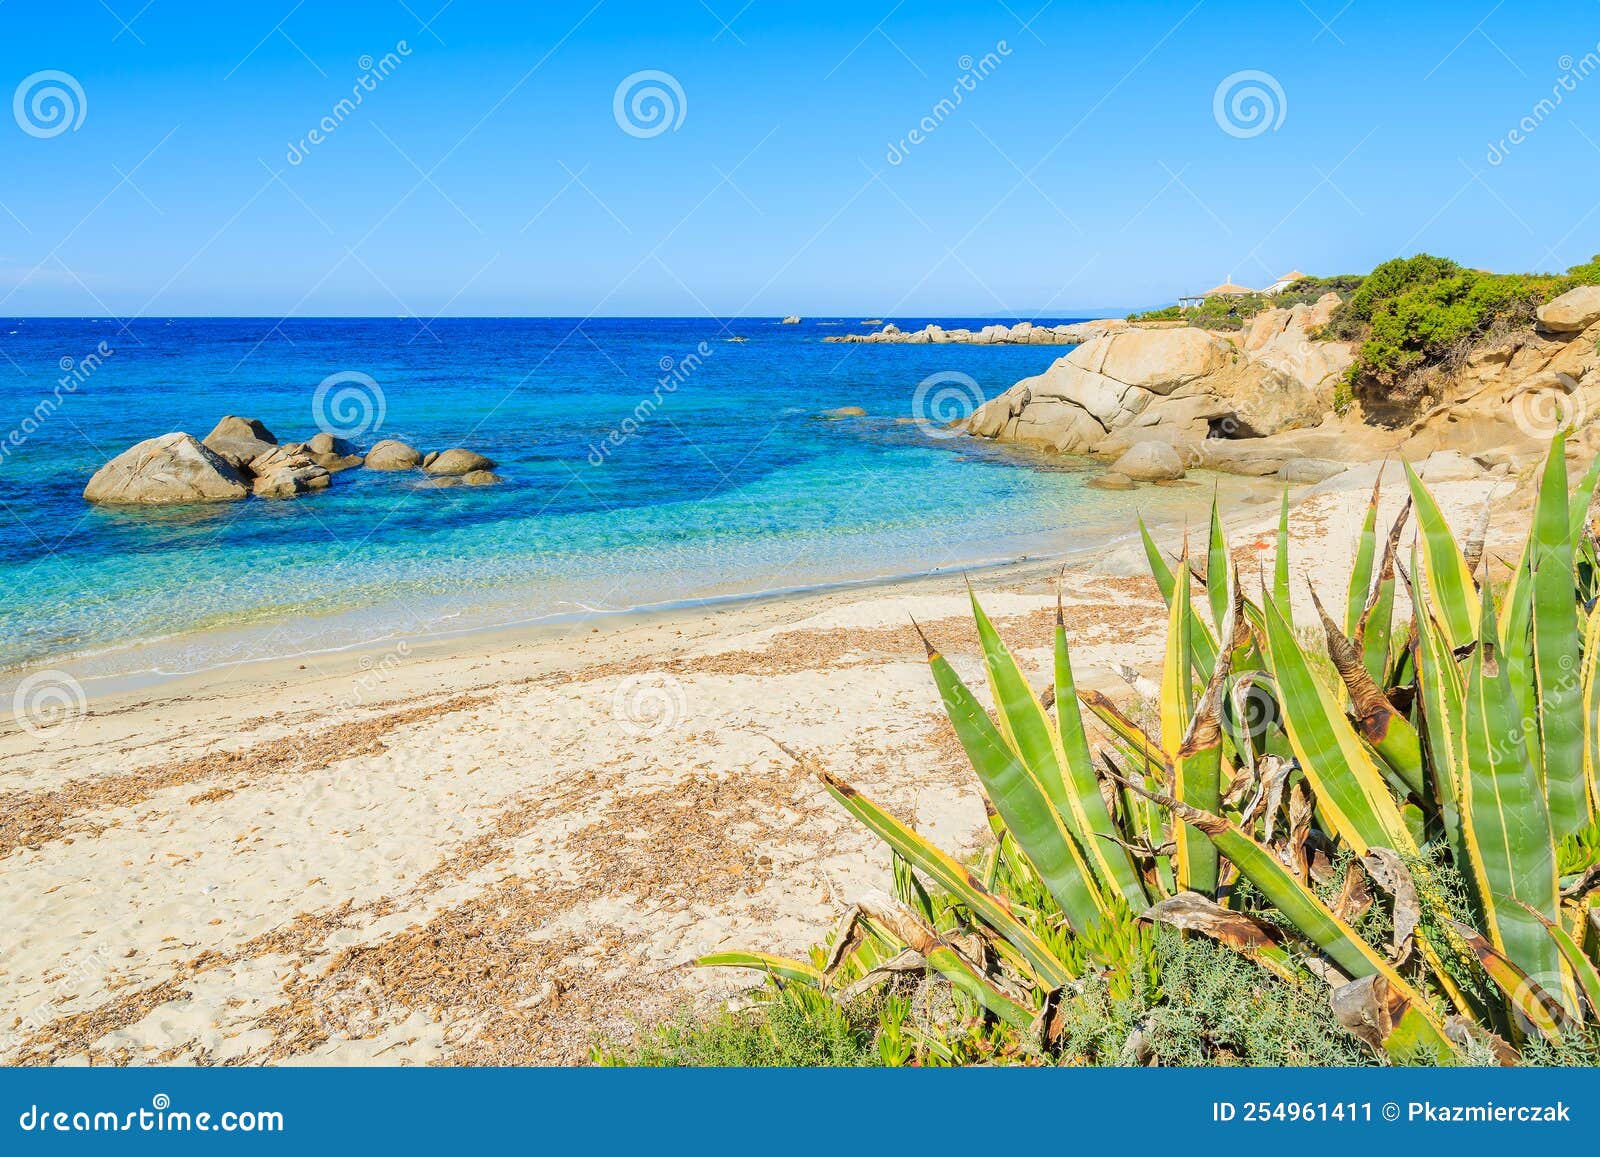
[0,462,1527,1066]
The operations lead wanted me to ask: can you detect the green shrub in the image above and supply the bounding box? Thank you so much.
[1275,274,1363,308]
[1326,254,1463,339]
[1184,292,1269,331]
[1128,304,1183,321]
[596,983,884,1067]
[1331,253,1600,400]
[1053,931,1372,1067]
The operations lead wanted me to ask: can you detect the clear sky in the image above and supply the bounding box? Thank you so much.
[1,0,1597,316]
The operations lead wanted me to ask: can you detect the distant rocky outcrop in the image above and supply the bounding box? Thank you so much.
[824,319,1128,345]
[84,433,250,505]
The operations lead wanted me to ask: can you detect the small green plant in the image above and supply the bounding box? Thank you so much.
[693,434,1600,1066]
[1129,305,1183,322]
[1332,376,1356,416]
[594,981,884,1067]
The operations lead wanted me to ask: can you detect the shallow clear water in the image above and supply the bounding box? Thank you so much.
[0,316,1197,682]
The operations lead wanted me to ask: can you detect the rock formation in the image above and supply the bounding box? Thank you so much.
[201,416,278,470]
[958,285,1600,483]
[364,439,424,471]
[964,324,1324,458]
[86,416,501,505]
[84,433,251,505]
[423,448,497,476]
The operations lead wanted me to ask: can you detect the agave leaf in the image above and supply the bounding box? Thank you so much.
[1161,555,1196,754]
[1142,891,1301,982]
[1405,555,1467,850]
[1568,448,1600,545]
[1273,488,1292,617]
[1457,576,1570,1014]
[695,951,824,986]
[1163,557,1217,893]
[1139,515,1177,603]
[1310,586,1425,799]
[1050,591,1149,909]
[1583,605,1600,823]
[1516,901,1600,1021]
[1078,688,1171,773]
[1207,489,1231,635]
[1498,543,1539,780]
[1173,599,1235,897]
[1139,517,1219,674]
[919,632,1110,934]
[1448,919,1575,1044]
[856,888,1037,1029]
[816,769,1075,989]
[1122,777,1456,1060]
[1404,460,1480,649]
[1356,497,1409,686]
[1346,466,1383,637]
[1261,595,1416,856]
[1529,434,1588,839]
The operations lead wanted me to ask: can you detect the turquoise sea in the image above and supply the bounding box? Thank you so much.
[0,317,1211,686]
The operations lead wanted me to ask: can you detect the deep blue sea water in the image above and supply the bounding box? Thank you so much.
[0,316,1205,684]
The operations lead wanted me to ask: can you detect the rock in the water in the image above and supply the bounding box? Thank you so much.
[1085,471,1137,491]
[1279,457,1348,484]
[1536,286,1600,333]
[1416,449,1483,483]
[253,463,331,499]
[365,439,423,471]
[422,451,440,468]
[1110,441,1185,481]
[312,451,364,472]
[202,416,278,469]
[781,315,801,324]
[248,442,309,473]
[423,448,497,476]
[84,433,250,505]
[820,406,867,419]
[307,431,356,456]
[461,470,504,486]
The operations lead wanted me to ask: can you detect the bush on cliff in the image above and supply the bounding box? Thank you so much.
[1332,253,1600,402]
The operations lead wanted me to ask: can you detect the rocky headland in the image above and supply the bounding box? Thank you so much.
[920,287,1600,488]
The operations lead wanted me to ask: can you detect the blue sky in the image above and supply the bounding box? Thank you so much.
[1,0,1597,315]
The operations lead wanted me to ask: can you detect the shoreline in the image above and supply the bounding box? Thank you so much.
[0,462,1523,1065]
[0,465,1279,714]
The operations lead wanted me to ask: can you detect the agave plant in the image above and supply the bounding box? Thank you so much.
[701,433,1600,1065]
